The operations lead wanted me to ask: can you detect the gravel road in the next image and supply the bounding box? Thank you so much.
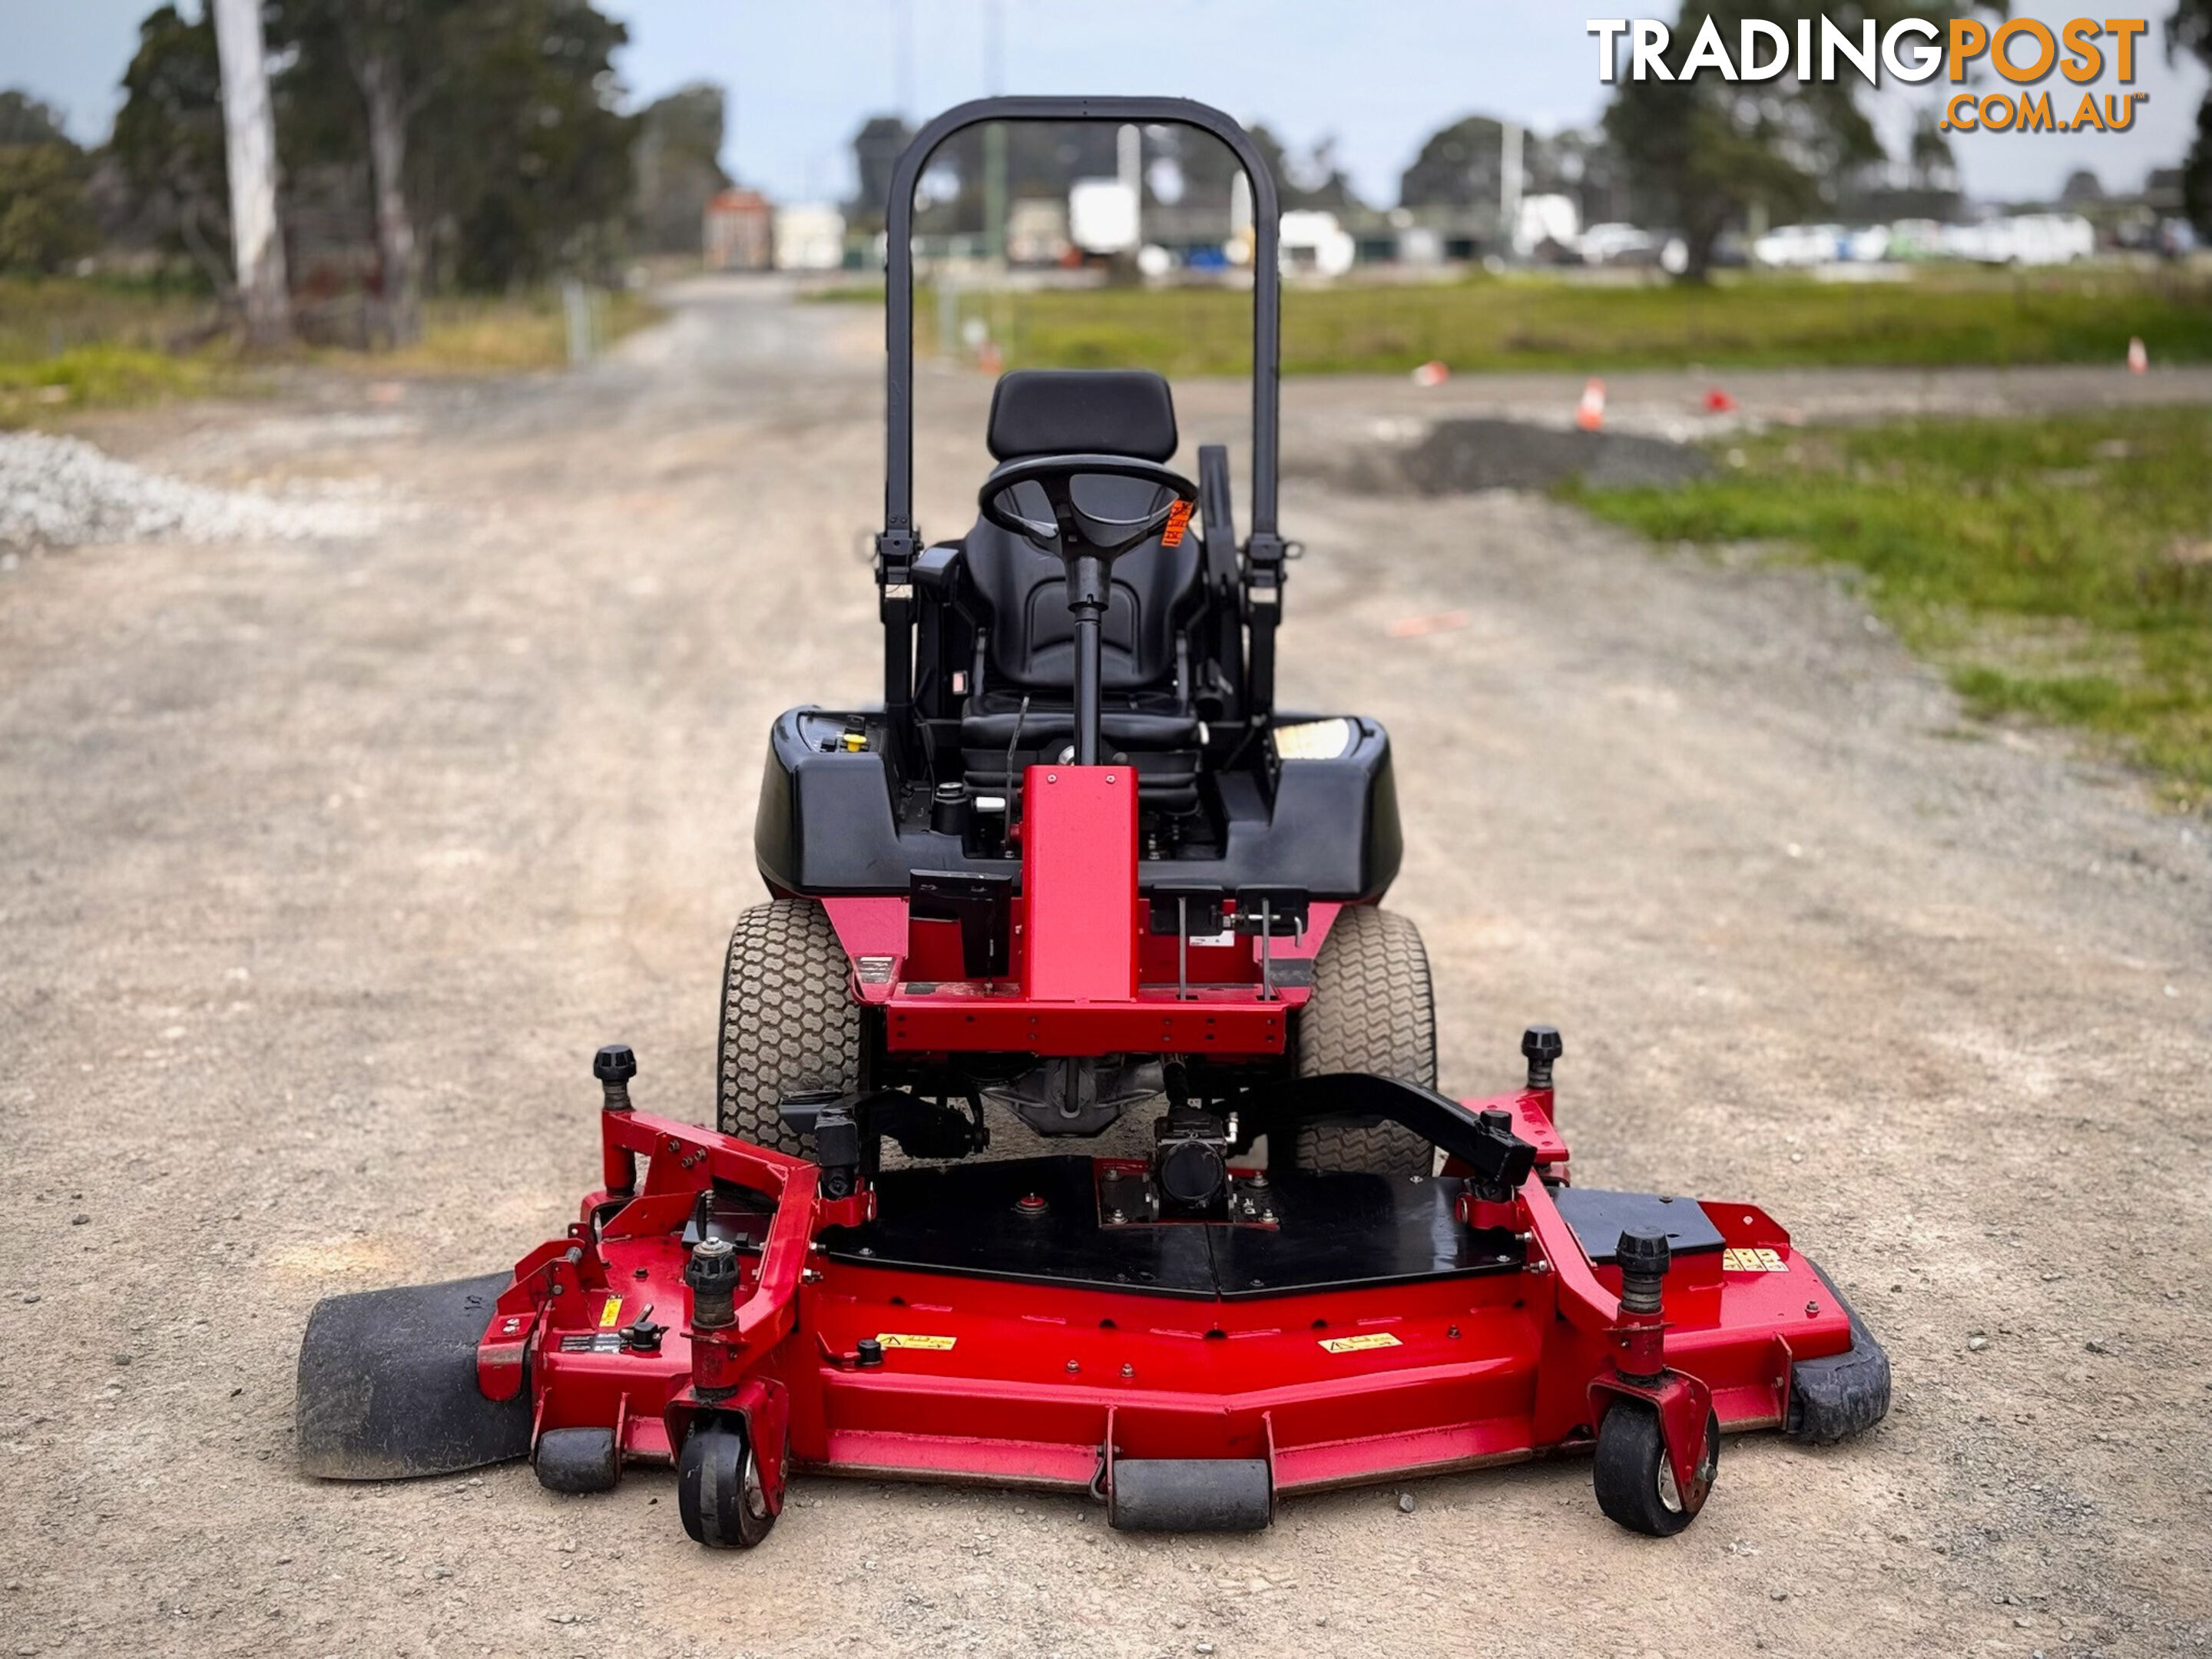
[2,276,2207,1658]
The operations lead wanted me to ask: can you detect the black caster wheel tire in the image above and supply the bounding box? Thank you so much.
[1593,1400,1719,1537]
[677,1420,777,1548]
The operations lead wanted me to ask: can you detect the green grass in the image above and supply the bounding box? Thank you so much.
[1567,410,2212,805]
[0,273,218,358]
[318,288,661,376]
[922,267,2212,376]
[0,275,661,423]
[0,343,225,422]
[0,274,233,422]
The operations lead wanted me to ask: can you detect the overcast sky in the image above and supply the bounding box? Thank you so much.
[3,1,2204,210]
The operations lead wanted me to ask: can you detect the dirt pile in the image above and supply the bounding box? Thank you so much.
[1397,417,1714,494]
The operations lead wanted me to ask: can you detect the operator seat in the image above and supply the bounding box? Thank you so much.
[955,370,1207,811]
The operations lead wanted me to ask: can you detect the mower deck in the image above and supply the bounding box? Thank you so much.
[298,1084,1886,1532]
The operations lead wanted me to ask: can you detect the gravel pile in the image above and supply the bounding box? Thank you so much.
[0,429,387,550]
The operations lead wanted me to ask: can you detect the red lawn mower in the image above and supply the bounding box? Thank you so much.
[296,98,1889,1545]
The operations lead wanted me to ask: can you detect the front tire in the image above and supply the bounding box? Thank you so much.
[718,899,863,1155]
[1592,1400,1719,1537]
[677,1420,777,1548]
[1293,905,1437,1174]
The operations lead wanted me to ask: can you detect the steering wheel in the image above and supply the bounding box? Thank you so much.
[978,453,1198,558]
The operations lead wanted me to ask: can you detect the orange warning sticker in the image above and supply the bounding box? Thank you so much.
[598,1296,625,1328]
[1318,1331,1402,1354]
[875,1333,957,1351]
[1160,499,1194,548]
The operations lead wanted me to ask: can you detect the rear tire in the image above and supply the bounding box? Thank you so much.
[1293,905,1437,1174]
[718,899,862,1155]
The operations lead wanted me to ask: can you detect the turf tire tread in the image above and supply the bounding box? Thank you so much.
[1293,904,1437,1174]
[717,899,863,1155]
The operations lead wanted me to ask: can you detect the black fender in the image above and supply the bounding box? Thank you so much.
[296,1272,531,1480]
[1786,1260,1893,1444]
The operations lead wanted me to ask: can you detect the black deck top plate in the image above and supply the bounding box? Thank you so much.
[819,1155,1523,1299]
[1551,1187,1725,1263]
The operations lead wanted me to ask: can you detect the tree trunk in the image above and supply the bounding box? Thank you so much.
[359,48,419,348]
[1679,214,1725,284]
[177,200,237,306]
[209,0,290,347]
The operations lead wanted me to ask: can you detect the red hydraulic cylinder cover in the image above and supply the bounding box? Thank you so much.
[1020,764,1139,1002]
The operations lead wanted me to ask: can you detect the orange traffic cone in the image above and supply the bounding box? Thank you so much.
[1411,359,1449,386]
[1576,377,1606,432]
[1704,386,1737,413]
[2128,336,2147,374]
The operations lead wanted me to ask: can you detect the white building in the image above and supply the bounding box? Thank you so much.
[1513,194,1579,258]
[773,204,846,272]
[1006,198,1071,266]
[1068,180,1141,254]
[1279,210,1355,277]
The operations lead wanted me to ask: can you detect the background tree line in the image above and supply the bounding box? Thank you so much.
[0,0,729,346]
[836,2,2009,280]
[3,0,2208,326]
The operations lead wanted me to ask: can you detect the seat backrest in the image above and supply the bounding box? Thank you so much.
[988,369,1177,462]
[967,369,1201,695]
[964,520,1200,692]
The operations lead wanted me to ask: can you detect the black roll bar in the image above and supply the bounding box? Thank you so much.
[876,98,1283,740]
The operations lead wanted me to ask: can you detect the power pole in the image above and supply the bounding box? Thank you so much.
[982,0,1006,262]
[893,0,915,120]
[210,0,290,347]
[1500,120,1524,260]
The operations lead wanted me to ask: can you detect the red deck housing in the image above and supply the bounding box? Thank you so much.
[480,1095,1852,1504]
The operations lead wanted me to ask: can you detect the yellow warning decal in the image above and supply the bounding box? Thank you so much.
[875,1333,957,1351]
[1319,1332,1402,1354]
[598,1296,624,1328]
[1721,1247,1787,1273]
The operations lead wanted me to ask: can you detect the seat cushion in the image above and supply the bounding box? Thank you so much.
[959,720,1201,813]
[959,707,1200,750]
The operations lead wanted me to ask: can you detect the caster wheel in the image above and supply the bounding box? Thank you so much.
[1593,1400,1719,1537]
[677,1419,777,1548]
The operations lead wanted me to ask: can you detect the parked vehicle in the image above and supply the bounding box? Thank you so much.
[1942,214,2095,266]
[1579,222,1657,266]
[1750,224,1847,267]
